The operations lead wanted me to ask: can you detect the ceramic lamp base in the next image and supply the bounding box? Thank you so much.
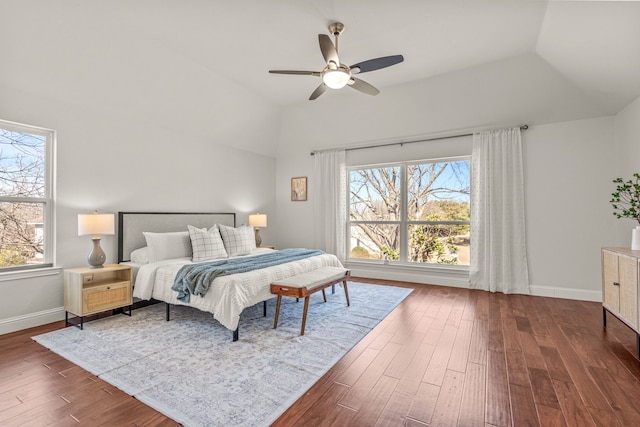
[88,236,106,268]
[255,228,262,247]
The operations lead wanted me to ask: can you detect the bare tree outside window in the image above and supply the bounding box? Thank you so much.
[348,159,470,265]
[0,127,47,268]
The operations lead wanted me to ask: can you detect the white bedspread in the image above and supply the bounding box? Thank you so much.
[132,249,343,331]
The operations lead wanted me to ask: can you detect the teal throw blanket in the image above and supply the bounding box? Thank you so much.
[171,248,325,302]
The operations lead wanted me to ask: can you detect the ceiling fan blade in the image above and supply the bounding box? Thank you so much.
[309,83,327,100]
[269,70,321,76]
[350,55,404,74]
[348,77,380,96]
[318,34,339,66]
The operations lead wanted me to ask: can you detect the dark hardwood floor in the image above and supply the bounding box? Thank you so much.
[2,278,640,426]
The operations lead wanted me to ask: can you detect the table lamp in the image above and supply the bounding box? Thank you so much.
[248,213,267,247]
[78,211,115,268]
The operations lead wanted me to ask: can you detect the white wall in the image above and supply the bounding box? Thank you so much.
[524,117,617,300]
[0,85,278,334]
[614,96,640,246]
[275,56,618,300]
[275,53,608,250]
[3,51,633,334]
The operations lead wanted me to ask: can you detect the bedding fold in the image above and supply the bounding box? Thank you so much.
[172,248,324,302]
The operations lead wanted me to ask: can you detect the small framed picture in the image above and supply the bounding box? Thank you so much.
[291,177,307,201]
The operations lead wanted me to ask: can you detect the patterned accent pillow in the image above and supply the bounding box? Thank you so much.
[188,225,228,262]
[143,231,192,263]
[218,224,256,257]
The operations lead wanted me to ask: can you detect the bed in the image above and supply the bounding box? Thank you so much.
[117,212,344,341]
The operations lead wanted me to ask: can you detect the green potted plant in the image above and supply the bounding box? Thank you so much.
[610,173,640,249]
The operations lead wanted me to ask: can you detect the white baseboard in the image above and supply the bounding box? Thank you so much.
[0,307,65,335]
[529,285,602,302]
[0,283,602,338]
[347,262,602,302]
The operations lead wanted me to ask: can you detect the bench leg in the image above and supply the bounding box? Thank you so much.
[274,295,282,329]
[322,288,327,303]
[343,279,350,307]
[301,296,310,336]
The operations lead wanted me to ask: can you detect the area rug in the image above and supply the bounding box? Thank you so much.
[33,282,411,427]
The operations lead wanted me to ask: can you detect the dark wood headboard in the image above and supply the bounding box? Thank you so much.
[117,212,236,262]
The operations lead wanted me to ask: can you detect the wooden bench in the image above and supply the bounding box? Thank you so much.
[270,267,351,335]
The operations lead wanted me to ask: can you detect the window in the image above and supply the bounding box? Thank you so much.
[348,157,470,266]
[0,119,54,271]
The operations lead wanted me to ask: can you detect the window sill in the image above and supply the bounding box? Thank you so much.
[345,258,469,275]
[0,266,63,282]
[345,259,469,288]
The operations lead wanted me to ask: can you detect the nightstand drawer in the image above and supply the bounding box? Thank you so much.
[82,281,132,315]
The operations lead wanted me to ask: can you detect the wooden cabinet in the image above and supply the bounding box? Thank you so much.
[602,248,640,356]
[64,264,132,329]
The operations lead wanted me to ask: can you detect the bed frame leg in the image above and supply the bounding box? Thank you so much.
[232,328,238,342]
[166,303,170,321]
[263,300,267,317]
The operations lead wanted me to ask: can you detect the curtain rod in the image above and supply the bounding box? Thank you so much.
[310,124,528,156]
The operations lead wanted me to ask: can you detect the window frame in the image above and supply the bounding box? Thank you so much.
[347,155,470,268]
[0,119,55,272]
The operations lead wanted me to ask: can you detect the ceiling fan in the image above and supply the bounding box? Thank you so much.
[269,22,404,100]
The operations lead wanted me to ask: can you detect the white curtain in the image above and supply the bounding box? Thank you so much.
[312,150,347,261]
[470,128,529,294]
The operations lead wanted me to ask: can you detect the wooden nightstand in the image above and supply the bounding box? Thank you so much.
[64,264,133,329]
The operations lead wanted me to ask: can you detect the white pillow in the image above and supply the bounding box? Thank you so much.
[143,231,192,263]
[218,224,256,257]
[188,225,228,262]
[130,247,149,264]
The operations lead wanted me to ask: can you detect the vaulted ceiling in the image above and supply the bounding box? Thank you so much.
[2,0,639,155]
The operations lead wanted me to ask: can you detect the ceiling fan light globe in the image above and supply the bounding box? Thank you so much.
[322,69,350,89]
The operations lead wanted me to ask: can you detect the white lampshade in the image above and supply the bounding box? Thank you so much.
[78,211,115,236]
[248,214,267,228]
[322,69,350,89]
